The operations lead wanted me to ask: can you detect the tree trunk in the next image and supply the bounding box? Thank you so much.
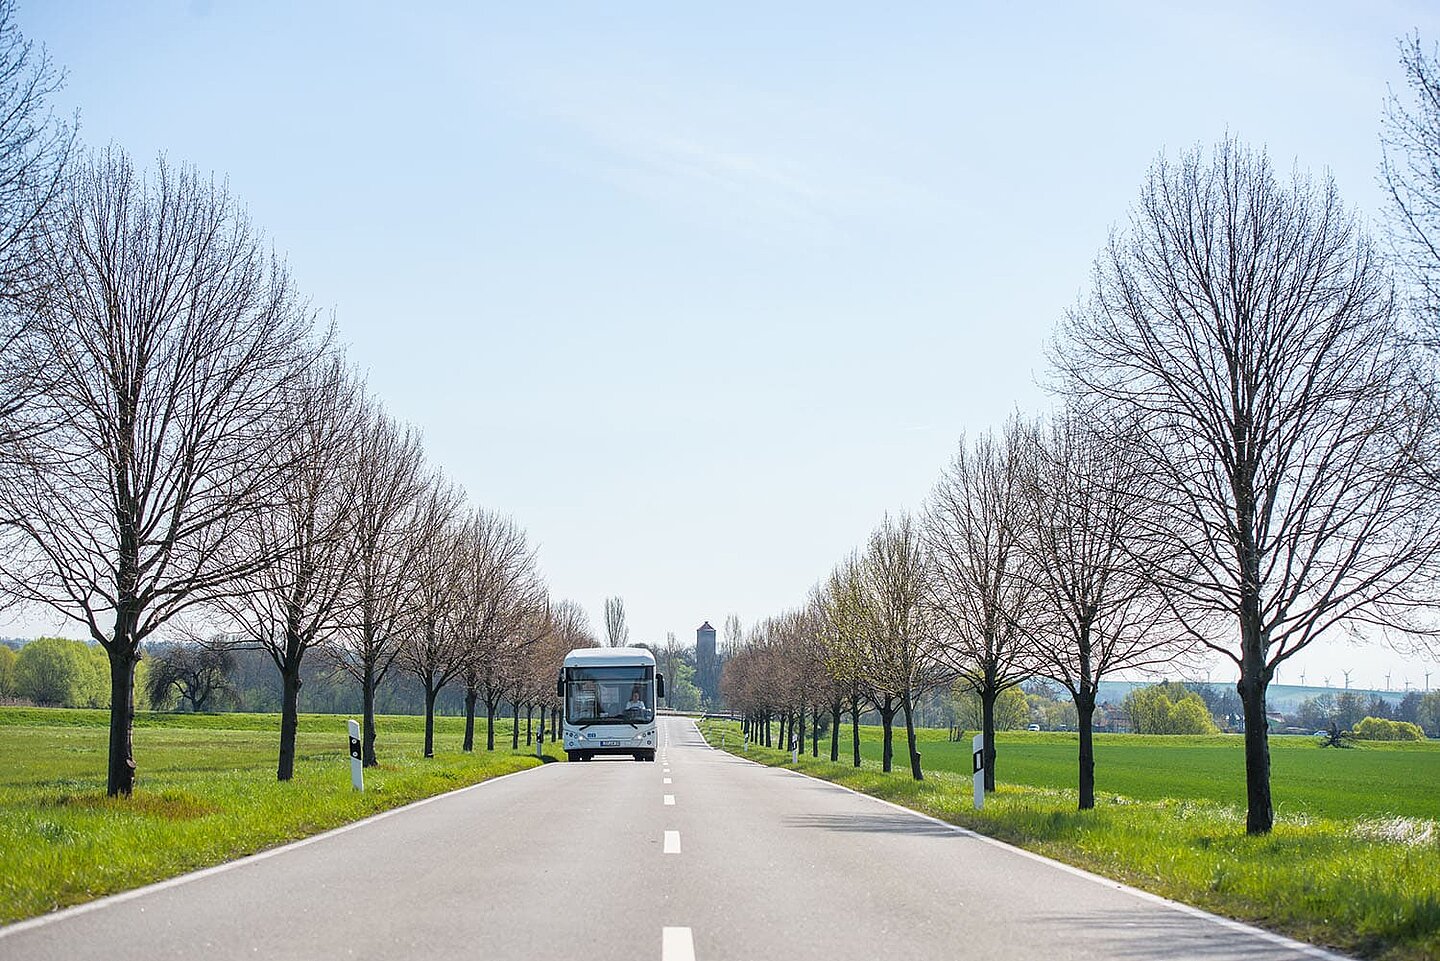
[980,684,996,791]
[812,709,820,757]
[277,666,302,781]
[362,662,378,767]
[463,687,477,752]
[902,690,922,781]
[1076,691,1096,810]
[486,701,497,751]
[1238,668,1273,834]
[830,701,841,762]
[106,649,137,797]
[423,686,437,759]
[851,696,861,768]
[879,696,896,773]
[511,699,520,750]
[778,711,787,750]
[526,705,533,745]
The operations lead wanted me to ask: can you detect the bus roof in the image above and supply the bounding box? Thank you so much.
[562,646,656,668]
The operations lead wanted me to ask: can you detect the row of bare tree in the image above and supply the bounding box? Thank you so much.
[0,4,598,795]
[726,77,1440,833]
[722,417,1186,805]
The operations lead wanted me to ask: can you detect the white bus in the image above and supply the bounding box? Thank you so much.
[557,647,665,762]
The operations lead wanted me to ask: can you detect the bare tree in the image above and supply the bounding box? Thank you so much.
[0,0,74,459]
[798,588,846,760]
[397,482,466,758]
[603,595,629,648]
[1053,139,1440,833]
[519,607,572,748]
[213,352,362,780]
[1382,33,1440,336]
[856,513,943,780]
[326,405,433,767]
[722,612,744,659]
[508,599,553,750]
[818,560,871,767]
[659,631,682,706]
[923,422,1038,792]
[806,586,846,762]
[454,510,544,751]
[0,149,313,796]
[0,0,72,298]
[1018,407,1190,808]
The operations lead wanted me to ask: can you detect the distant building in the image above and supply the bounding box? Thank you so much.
[696,621,719,705]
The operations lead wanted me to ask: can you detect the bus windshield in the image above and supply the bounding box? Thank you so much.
[566,666,654,725]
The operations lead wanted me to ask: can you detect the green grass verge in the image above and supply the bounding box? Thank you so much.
[699,720,1440,961]
[1,707,562,923]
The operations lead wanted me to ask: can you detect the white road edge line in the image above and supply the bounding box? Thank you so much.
[662,925,695,961]
[689,719,1355,961]
[663,794,675,805]
[663,830,681,854]
[0,760,558,940]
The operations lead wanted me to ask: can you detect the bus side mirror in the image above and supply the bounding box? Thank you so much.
[556,672,564,698]
[657,673,666,700]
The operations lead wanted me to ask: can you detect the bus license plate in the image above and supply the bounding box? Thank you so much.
[600,740,621,747]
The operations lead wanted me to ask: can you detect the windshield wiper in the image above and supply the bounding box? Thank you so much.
[571,716,647,728]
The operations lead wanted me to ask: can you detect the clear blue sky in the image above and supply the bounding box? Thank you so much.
[13,0,1440,692]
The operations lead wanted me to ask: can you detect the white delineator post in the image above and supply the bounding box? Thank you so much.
[971,732,984,810]
[348,719,364,791]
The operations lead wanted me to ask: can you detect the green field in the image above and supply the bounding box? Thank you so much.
[703,720,1440,961]
[860,727,1440,820]
[0,707,561,923]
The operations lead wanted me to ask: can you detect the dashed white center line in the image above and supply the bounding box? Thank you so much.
[663,777,672,784]
[662,926,695,961]
[663,830,681,854]
[663,767,671,773]
[663,794,675,805]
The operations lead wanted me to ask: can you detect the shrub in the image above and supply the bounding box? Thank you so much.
[1351,716,1425,741]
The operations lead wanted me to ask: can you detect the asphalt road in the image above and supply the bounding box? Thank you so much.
[1,716,1348,961]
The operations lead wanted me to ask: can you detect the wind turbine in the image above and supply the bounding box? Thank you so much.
[1324,675,1332,688]
[1342,669,1352,690]
[1386,672,1392,692]
[1427,671,1433,692]
[1300,670,1307,687]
